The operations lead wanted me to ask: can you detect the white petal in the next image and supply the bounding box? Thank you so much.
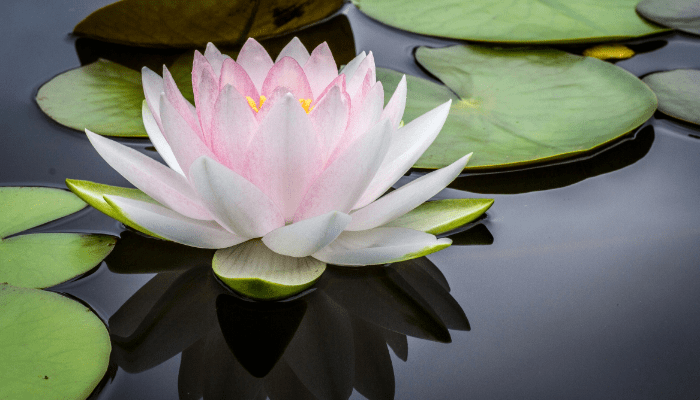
[354,100,452,209]
[262,211,351,257]
[237,38,274,92]
[189,156,285,238]
[85,130,210,220]
[142,101,183,176]
[380,74,407,130]
[104,195,244,249]
[348,154,471,231]
[312,228,452,266]
[339,51,366,81]
[204,42,231,76]
[275,37,310,65]
[142,67,164,128]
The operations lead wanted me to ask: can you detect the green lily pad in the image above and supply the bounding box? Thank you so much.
[0,187,116,288]
[378,45,657,170]
[637,0,700,36]
[37,60,146,137]
[353,0,666,43]
[642,69,700,125]
[74,0,343,48]
[213,239,326,301]
[384,199,494,234]
[65,179,164,239]
[0,284,111,399]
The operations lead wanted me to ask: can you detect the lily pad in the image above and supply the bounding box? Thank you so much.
[0,187,116,288]
[353,0,666,43]
[74,0,343,48]
[378,45,657,170]
[0,284,111,399]
[385,199,494,234]
[213,239,326,301]
[642,69,700,125]
[37,60,146,137]
[637,0,700,36]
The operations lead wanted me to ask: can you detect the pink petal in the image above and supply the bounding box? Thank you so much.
[275,37,310,65]
[142,101,183,176]
[314,73,346,105]
[254,86,291,122]
[219,58,259,99]
[304,42,338,99]
[209,84,258,175]
[246,93,324,221]
[261,57,313,100]
[308,85,350,161]
[189,156,285,238]
[86,130,211,220]
[335,81,384,160]
[192,51,216,108]
[381,74,407,130]
[204,42,230,76]
[162,65,201,138]
[194,67,219,146]
[160,94,217,179]
[262,211,351,257]
[346,52,375,101]
[347,153,471,231]
[293,119,392,222]
[339,51,366,81]
[142,67,164,130]
[237,38,274,92]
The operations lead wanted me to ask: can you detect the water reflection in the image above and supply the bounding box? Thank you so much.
[105,234,471,400]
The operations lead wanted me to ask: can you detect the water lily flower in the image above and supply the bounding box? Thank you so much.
[76,38,472,298]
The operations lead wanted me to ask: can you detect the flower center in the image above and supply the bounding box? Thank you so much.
[245,95,313,113]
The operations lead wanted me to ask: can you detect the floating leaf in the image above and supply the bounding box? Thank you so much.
[384,199,494,234]
[377,45,657,170]
[353,0,666,43]
[583,44,635,60]
[213,239,326,300]
[0,284,111,400]
[637,0,700,36]
[642,69,700,125]
[74,0,343,48]
[0,187,116,288]
[37,60,146,137]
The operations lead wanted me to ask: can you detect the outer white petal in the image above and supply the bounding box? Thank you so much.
[347,154,471,231]
[275,37,310,64]
[312,228,452,266]
[262,211,351,257]
[354,100,452,209]
[189,156,285,238]
[380,74,407,130]
[339,51,366,81]
[85,129,210,220]
[142,67,164,128]
[104,195,245,249]
[142,101,183,176]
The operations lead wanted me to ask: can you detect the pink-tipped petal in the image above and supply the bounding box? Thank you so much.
[162,65,201,137]
[189,156,285,238]
[105,195,244,249]
[204,42,230,76]
[160,94,217,178]
[304,42,338,98]
[194,67,219,145]
[312,227,452,266]
[381,74,407,130]
[262,211,351,257]
[142,101,183,176]
[219,58,259,99]
[142,67,164,129]
[261,57,313,100]
[294,119,392,221]
[275,37,310,65]
[346,52,375,100]
[210,84,258,174]
[354,100,452,209]
[308,85,350,161]
[85,130,210,220]
[339,81,385,158]
[246,93,324,221]
[314,73,346,105]
[339,51,366,81]
[347,153,471,231]
[237,38,274,92]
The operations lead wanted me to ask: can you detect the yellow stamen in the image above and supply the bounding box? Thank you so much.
[299,98,313,113]
[245,95,267,112]
[259,95,266,109]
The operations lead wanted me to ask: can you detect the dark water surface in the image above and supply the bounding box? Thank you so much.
[2,1,700,399]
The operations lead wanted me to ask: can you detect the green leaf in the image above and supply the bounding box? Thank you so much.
[0,187,85,238]
[65,179,164,239]
[378,45,657,170]
[353,0,667,43]
[73,0,343,48]
[384,199,494,234]
[637,0,700,36]
[0,284,111,400]
[213,239,326,300]
[642,69,700,125]
[36,60,147,137]
[0,234,116,289]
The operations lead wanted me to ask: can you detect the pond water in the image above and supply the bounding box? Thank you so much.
[2,0,700,399]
